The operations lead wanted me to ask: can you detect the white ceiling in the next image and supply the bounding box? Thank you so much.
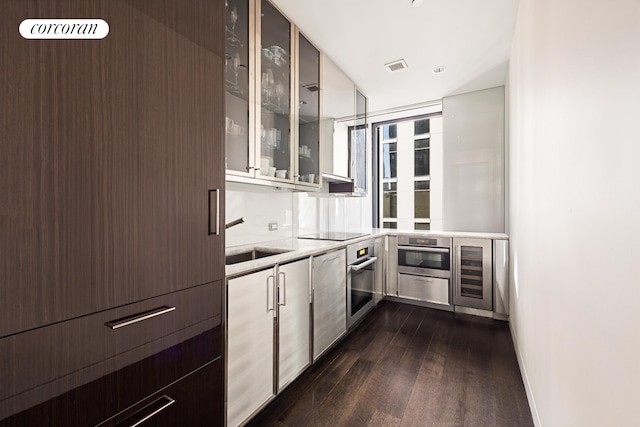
[271,0,521,113]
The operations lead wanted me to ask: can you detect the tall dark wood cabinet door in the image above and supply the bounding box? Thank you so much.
[0,0,225,337]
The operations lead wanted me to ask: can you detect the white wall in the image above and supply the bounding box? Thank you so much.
[508,1,640,425]
[442,86,505,233]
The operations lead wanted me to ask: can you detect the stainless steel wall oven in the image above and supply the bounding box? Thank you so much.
[346,240,377,328]
[397,236,451,278]
[396,236,452,308]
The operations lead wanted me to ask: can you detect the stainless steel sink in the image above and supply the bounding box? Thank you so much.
[225,248,292,265]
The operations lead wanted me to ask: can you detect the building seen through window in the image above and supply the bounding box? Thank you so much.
[377,115,442,230]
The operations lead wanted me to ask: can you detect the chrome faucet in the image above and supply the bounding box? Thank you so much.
[225,217,246,229]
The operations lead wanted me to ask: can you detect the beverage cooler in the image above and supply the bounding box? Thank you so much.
[453,238,493,311]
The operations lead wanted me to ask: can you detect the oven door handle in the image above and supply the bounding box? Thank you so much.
[351,256,378,272]
[398,245,450,253]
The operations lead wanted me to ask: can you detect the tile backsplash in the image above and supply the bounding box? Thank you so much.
[226,183,295,247]
[226,182,372,248]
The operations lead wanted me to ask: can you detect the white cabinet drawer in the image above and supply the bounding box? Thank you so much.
[398,274,449,306]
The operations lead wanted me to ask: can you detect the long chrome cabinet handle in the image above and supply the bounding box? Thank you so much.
[267,275,275,312]
[105,306,176,330]
[208,189,220,235]
[278,272,286,306]
[127,395,175,427]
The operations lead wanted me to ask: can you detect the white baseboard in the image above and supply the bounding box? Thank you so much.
[509,322,542,427]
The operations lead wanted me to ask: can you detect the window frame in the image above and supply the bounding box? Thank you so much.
[372,112,441,228]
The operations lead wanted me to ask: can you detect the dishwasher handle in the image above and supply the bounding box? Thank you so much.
[351,256,377,272]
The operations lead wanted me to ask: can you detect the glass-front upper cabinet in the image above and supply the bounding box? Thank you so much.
[296,33,321,187]
[225,0,323,189]
[225,0,252,176]
[258,0,293,182]
[350,89,368,195]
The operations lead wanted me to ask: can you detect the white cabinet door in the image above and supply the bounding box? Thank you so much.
[277,258,311,391]
[227,268,276,427]
[312,249,347,361]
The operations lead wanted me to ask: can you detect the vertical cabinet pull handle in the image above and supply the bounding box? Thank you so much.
[278,272,286,306]
[208,189,220,235]
[267,275,275,312]
[122,395,175,427]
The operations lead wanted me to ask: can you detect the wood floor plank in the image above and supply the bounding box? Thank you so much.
[400,359,463,426]
[344,344,411,424]
[462,370,496,427]
[307,358,375,426]
[389,305,425,349]
[358,329,396,363]
[368,409,402,427]
[272,349,362,426]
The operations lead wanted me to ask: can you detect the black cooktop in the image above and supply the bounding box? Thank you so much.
[298,232,370,242]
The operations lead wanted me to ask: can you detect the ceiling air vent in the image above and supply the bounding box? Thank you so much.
[385,59,408,72]
[303,83,320,92]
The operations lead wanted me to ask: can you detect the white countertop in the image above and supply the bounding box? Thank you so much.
[225,229,508,277]
[387,229,509,240]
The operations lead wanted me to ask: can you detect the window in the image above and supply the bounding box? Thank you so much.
[414,180,430,218]
[375,114,441,230]
[383,124,397,140]
[414,119,430,136]
[383,182,397,218]
[414,138,430,177]
[383,142,397,179]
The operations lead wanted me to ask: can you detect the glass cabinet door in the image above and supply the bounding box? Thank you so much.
[258,0,292,181]
[351,89,368,194]
[225,0,252,175]
[297,33,320,186]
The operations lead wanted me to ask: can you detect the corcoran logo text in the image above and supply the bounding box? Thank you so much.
[20,19,109,39]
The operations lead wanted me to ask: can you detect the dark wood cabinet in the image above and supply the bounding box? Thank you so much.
[0,281,222,420]
[0,0,226,424]
[0,326,223,426]
[104,358,223,427]
[0,0,225,338]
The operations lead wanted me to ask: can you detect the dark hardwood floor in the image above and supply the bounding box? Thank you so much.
[248,300,533,427]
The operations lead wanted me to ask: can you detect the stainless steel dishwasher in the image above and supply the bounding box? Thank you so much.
[312,249,347,361]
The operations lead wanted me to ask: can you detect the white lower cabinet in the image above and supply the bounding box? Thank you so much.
[312,249,347,361]
[277,258,311,391]
[227,258,310,427]
[227,267,276,427]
